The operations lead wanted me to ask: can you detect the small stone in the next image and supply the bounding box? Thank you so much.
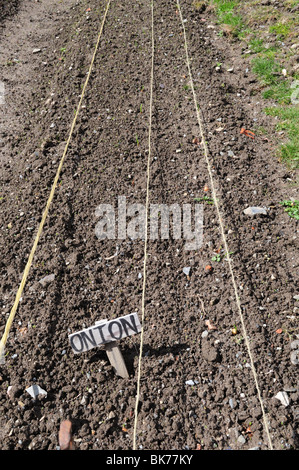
[185,380,195,386]
[243,206,267,216]
[290,340,299,365]
[227,67,234,72]
[275,391,289,407]
[39,273,55,287]
[185,379,199,386]
[26,384,47,400]
[205,319,217,330]
[58,420,73,450]
[33,48,41,54]
[237,434,246,445]
[183,267,191,276]
[107,411,116,420]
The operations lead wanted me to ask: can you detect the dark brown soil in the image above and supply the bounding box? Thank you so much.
[0,0,298,451]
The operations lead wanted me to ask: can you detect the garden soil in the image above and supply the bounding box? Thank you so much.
[0,0,298,451]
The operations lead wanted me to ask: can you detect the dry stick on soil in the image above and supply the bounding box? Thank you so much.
[0,0,112,364]
[176,0,274,451]
[198,295,207,317]
[132,0,155,452]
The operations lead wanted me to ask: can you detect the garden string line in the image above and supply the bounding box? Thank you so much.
[0,0,112,364]
[132,0,155,451]
[176,0,274,451]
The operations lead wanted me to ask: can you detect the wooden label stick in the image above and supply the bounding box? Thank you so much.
[95,320,129,378]
[104,341,129,379]
[68,313,141,378]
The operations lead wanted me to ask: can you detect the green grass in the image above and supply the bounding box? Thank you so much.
[265,105,299,165]
[248,37,278,55]
[251,56,281,85]
[269,21,293,39]
[250,53,294,105]
[248,37,265,53]
[249,41,299,167]
[213,0,239,12]
[211,0,244,37]
[200,0,299,169]
[263,81,293,104]
[284,0,299,7]
[251,55,295,104]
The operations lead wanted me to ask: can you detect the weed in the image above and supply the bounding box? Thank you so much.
[279,200,299,220]
[194,196,214,204]
[212,251,234,262]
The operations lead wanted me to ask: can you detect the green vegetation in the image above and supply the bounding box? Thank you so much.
[279,200,299,220]
[265,102,299,164]
[194,196,214,204]
[269,20,294,39]
[251,56,281,86]
[248,37,265,54]
[210,0,244,37]
[198,0,299,168]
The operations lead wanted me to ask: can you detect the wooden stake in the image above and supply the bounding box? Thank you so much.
[104,341,129,379]
[95,320,129,378]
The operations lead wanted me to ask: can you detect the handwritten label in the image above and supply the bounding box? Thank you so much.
[69,313,141,354]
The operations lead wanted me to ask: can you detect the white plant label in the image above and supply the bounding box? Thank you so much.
[69,313,141,354]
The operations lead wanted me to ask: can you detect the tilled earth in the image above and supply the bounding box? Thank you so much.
[0,0,298,451]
